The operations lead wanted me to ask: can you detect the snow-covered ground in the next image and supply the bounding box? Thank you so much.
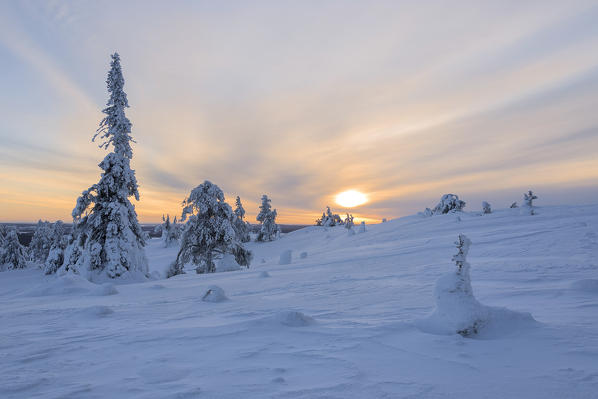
[1,205,598,398]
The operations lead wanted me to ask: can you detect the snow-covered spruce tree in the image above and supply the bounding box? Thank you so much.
[233,196,251,243]
[59,53,148,280]
[256,195,280,242]
[29,220,54,263]
[167,181,253,277]
[0,227,27,271]
[44,222,68,275]
[482,201,492,214]
[523,190,538,215]
[429,194,466,215]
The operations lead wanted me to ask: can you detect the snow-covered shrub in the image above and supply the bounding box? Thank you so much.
[510,202,518,208]
[482,201,492,214]
[428,194,466,215]
[279,249,292,265]
[522,190,538,215]
[0,227,27,271]
[315,206,343,227]
[168,181,252,277]
[256,195,280,242]
[58,53,148,281]
[233,196,251,243]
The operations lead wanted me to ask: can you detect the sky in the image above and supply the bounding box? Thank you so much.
[1,0,598,224]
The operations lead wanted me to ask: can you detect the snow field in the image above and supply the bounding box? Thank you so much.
[1,205,597,398]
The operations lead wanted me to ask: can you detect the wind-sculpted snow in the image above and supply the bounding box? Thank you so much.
[1,204,598,398]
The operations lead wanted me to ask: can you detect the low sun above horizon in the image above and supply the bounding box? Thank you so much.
[335,190,368,208]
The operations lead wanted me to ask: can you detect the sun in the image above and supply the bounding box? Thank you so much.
[335,190,368,208]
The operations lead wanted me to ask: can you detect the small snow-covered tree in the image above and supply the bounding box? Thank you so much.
[315,206,343,227]
[429,194,466,215]
[0,227,27,271]
[29,220,54,263]
[344,214,354,229]
[59,53,148,280]
[233,196,251,243]
[482,201,492,214]
[522,190,537,215]
[168,181,252,276]
[160,214,180,248]
[256,195,280,242]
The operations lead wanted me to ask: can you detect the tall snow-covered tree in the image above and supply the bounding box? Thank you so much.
[1,227,27,271]
[59,53,148,280]
[167,181,252,277]
[233,196,251,243]
[256,195,280,242]
[29,220,54,263]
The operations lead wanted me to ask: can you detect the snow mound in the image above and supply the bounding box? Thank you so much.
[24,273,96,297]
[202,286,228,302]
[149,284,166,290]
[215,254,241,272]
[274,310,314,327]
[279,250,292,265]
[258,271,271,278]
[94,283,118,296]
[571,279,598,293]
[417,271,536,338]
[300,251,308,259]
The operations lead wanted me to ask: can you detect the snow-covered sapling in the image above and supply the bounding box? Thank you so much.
[256,195,280,242]
[233,196,251,243]
[482,201,492,214]
[0,227,27,271]
[523,190,537,215]
[59,53,148,280]
[168,181,252,277]
[344,214,354,229]
[345,214,355,235]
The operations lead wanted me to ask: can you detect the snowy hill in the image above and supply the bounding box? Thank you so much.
[1,205,598,398]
